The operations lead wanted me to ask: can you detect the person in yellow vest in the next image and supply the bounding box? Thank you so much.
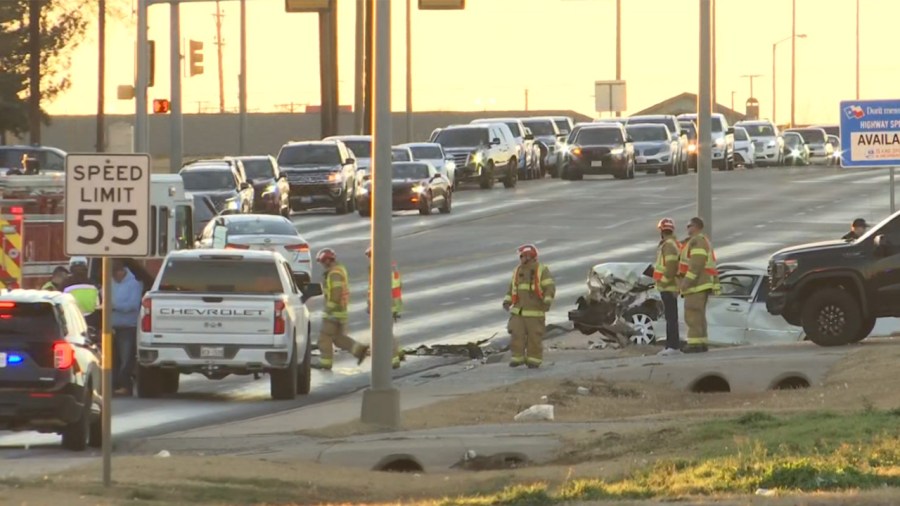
[365,247,404,369]
[502,244,555,368]
[41,266,70,291]
[311,248,369,370]
[653,218,683,356]
[63,257,100,328]
[676,217,720,353]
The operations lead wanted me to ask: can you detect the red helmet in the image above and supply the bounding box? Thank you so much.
[316,248,337,263]
[657,218,675,232]
[365,246,372,257]
[517,243,538,260]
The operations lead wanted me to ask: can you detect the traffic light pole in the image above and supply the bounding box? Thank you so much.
[170,2,183,170]
[135,0,149,153]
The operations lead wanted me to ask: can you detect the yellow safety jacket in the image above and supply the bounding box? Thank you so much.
[504,261,555,317]
[64,284,100,316]
[368,263,403,315]
[324,263,350,323]
[678,233,720,295]
[653,237,681,292]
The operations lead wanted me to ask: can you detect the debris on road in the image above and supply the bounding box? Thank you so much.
[451,450,530,471]
[576,386,591,395]
[514,404,554,422]
[154,450,171,458]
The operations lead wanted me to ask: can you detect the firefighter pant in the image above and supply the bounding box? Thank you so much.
[683,291,709,345]
[661,291,680,349]
[318,319,364,363]
[508,314,545,365]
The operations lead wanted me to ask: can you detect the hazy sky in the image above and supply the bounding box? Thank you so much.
[48,0,900,124]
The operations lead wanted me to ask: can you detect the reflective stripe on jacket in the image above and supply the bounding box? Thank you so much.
[504,262,555,317]
[677,233,720,294]
[324,263,350,322]
[653,237,681,292]
[64,284,100,316]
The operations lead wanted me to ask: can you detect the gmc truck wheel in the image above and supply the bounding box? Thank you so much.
[801,288,862,347]
[297,336,312,395]
[137,366,163,398]
[849,317,876,343]
[270,342,298,400]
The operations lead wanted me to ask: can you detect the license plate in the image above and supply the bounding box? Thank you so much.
[200,346,225,358]
[300,196,313,204]
[591,161,603,167]
[636,156,646,163]
[0,352,6,368]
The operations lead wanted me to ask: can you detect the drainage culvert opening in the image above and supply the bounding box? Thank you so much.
[771,375,810,390]
[690,374,731,393]
[373,455,424,473]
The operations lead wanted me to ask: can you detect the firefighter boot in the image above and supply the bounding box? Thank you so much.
[352,344,370,365]
[311,358,333,371]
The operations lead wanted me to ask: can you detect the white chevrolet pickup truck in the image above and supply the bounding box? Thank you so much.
[136,249,322,400]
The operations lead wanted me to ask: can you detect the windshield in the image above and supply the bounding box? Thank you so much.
[241,159,275,180]
[784,134,802,147]
[392,149,411,161]
[553,119,570,133]
[522,121,556,136]
[740,124,775,137]
[435,128,488,148]
[227,218,297,236]
[277,144,341,166]
[158,259,283,293]
[791,129,826,144]
[734,128,749,141]
[626,126,668,142]
[502,122,521,137]
[712,117,724,132]
[409,146,443,159]
[0,302,60,340]
[575,128,623,145]
[181,170,235,191]
[629,117,676,133]
[342,140,372,158]
[393,164,430,179]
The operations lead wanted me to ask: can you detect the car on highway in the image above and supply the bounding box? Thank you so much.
[357,161,451,217]
[521,118,563,178]
[542,115,575,137]
[785,127,833,164]
[625,123,679,176]
[276,140,357,214]
[0,145,67,175]
[235,155,291,217]
[324,135,372,173]
[432,124,518,189]
[391,146,414,162]
[197,214,312,278]
[677,113,734,171]
[627,115,688,174]
[137,249,322,400]
[0,291,102,451]
[782,132,811,166]
[827,135,842,165]
[814,125,840,138]
[180,160,255,214]
[734,119,783,167]
[398,142,457,189]
[732,126,756,168]
[560,124,635,180]
[471,118,541,180]
[678,119,698,170]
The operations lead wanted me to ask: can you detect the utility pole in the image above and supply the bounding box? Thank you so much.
[699,0,713,237]
[96,0,107,152]
[740,74,762,99]
[238,0,247,154]
[317,0,338,138]
[354,0,365,134]
[524,89,529,111]
[615,0,621,117]
[730,91,735,111]
[170,2,183,169]
[405,0,412,142]
[135,0,149,153]
[214,1,225,113]
[791,0,797,127]
[28,0,41,145]
[855,0,860,99]
[711,0,716,109]
[363,0,374,135]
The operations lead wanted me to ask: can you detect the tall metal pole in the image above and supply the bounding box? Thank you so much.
[405,0,412,142]
[771,43,776,123]
[363,0,374,135]
[28,0,41,145]
[360,0,399,428]
[100,259,113,486]
[614,0,621,117]
[891,168,896,213]
[855,0,860,99]
[354,0,364,134]
[238,0,247,154]
[790,0,796,127]
[214,1,225,113]
[170,2,183,170]
[711,0,716,109]
[699,0,713,237]
[135,0,149,153]
[97,0,107,152]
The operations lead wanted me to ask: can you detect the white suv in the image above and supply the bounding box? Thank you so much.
[677,113,734,171]
[735,119,784,167]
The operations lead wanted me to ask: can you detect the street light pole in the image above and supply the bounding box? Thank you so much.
[238,0,247,154]
[740,74,762,99]
[856,0,860,99]
[169,1,183,170]
[771,34,805,126]
[405,0,412,142]
[791,0,796,127]
[135,0,149,153]
[615,0,621,117]
[699,0,713,237]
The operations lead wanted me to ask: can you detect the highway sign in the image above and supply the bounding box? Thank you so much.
[840,99,900,168]
[65,154,151,257]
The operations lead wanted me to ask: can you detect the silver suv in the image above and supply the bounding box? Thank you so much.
[471,118,541,180]
[433,124,518,189]
[735,119,783,166]
[677,113,735,171]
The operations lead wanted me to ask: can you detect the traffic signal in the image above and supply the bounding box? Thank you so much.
[189,40,204,77]
[153,99,170,114]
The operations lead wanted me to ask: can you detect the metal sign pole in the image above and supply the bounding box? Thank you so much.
[170,2,183,170]
[135,0,149,152]
[101,257,113,486]
[698,0,713,236]
[891,167,896,213]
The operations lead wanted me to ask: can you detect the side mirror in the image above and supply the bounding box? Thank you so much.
[345,158,355,165]
[301,282,323,303]
[212,226,227,249]
[239,181,251,190]
[524,133,534,141]
[726,127,735,135]
[278,174,287,180]
[874,234,892,256]
[626,136,634,143]
[490,137,501,145]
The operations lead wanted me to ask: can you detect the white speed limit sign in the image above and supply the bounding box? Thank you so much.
[65,154,151,257]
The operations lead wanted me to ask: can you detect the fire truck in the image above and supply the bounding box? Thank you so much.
[0,173,197,290]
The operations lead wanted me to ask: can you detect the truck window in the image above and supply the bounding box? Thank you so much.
[158,207,170,255]
[0,302,61,340]
[175,205,193,250]
[158,259,283,293]
[150,205,158,256]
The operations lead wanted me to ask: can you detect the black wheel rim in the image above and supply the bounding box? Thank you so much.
[817,304,846,337]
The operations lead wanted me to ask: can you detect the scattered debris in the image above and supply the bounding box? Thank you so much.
[514,404,554,422]
[540,395,549,402]
[154,450,171,458]
[451,450,529,471]
[576,386,591,396]
[755,488,775,496]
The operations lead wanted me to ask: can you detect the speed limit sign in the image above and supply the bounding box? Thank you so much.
[65,154,151,257]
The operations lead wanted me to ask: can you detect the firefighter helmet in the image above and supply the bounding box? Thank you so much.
[316,248,337,263]
[517,243,539,260]
[657,218,675,232]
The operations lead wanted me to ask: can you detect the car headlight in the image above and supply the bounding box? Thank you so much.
[609,147,624,156]
[660,143,672,152]
[328,172,343,183]
[714,138,725,148]
[688,143,697,153]
[767,140,776,147]
[411,184,425,194]
[469,152,483,165]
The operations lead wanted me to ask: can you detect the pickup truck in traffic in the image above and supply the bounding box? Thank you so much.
[136,249,322,400]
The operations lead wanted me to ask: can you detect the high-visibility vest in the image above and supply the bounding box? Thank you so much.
[324,263,349,322]
[369,263,403,315]
[64,283,100,316]
[505,262,554,317]
[509,262,543,305]
[677,234,720,294]
[653,237,681,292]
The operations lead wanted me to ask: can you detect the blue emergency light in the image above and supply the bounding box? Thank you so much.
[6,353,23,365]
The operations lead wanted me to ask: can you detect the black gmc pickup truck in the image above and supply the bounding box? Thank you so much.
[766,210,900,346]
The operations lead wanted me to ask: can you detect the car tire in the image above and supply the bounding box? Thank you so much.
[628,161,636,179]
[624,307,657,345]
[61,385,92,451]
[849,317,876,343]
[136,365,163,399]
[334,191,350,215]
[503,162,518,188]
[665,163,676,177]
[280,206,291,219]
[270,342,298,400]
[549,163,560,178]
[297,333,312,395]
[439,191,452,214]
[358,205,371,217]
[801,288,862,347]
[573,297,598,336]
[479,164,493,189]
[419,193,433,215]
[161,370,180,395]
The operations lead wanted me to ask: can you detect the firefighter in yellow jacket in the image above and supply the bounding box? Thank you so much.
[676,217,720,353]
[653,218,683,356]
[502,244,555,368]
[365,246,404,369]
[311,248,369,370]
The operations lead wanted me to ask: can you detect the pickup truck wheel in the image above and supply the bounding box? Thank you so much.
[419,193,433,215]
[136,366,163,398]
[439,191,452,214]
[849,317,876,343]
[297,336,312,395]
[334,191,350,215]
[503,162,518,188]
[801,288,862,347]
[479,163,494,189]
[61,385,91,451]
[161,370,180,395]
[270,342,298,400]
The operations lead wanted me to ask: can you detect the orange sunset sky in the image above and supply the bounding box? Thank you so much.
[48,0,900,124]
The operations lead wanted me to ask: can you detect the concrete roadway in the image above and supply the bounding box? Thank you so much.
[1,164,894,454]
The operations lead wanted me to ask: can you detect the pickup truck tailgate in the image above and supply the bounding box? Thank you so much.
[149,294,277,346]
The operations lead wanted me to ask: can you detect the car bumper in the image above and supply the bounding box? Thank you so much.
[754,145,781,161]
[635,153,673,169]
[289,183,344,209]
[457,163,485,181]
[0,387,85,430]
[570,156,628,174]
[138,343,293,373]
[357,191,427,211]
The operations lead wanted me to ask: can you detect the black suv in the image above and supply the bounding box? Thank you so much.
[0,291,102,450]
[180,159,255,214]
[235,155,291,217]
[766,211,900,346]
[276,140,358,214]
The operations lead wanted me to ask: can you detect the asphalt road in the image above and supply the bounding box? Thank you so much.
[1,164,895,454]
